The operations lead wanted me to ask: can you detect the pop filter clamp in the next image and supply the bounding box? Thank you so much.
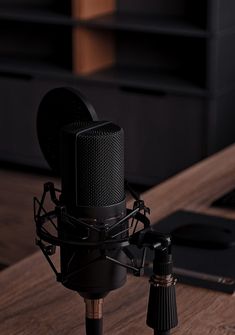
[34,88,178,335]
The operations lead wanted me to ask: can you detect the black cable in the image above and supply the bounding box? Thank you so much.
[86,318,103,335]
[154,331,170,335]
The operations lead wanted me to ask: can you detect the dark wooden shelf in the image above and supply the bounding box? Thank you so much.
[0,58,72,79]
[0,8,72,26]
[1,8,234,38]
[85,66,208,97]
[0,8,208,38]
[0,58,208,96]
[79,13,209,38]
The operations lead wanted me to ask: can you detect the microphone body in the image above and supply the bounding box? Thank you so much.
[58,121,127,299]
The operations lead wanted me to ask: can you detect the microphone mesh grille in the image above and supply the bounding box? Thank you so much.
[77,122,125,207]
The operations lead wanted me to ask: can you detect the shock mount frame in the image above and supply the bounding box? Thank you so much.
[34,181,178,334]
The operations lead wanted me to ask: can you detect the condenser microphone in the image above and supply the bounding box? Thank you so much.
[35,87,178,335]
[59,121,128,295]
[36,88,130,334]
[56,120,128,334]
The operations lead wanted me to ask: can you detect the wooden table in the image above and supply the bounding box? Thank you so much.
[1,145,235,334]
[0,169,55,267]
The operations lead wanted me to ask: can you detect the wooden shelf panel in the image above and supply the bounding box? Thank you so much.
[0,58,208,96]
[0,8,72,25]
[79,13,209,38]
[85,66,208,96]
[0,57,72,79]
[0,8,208,38]
[1,8,234,38]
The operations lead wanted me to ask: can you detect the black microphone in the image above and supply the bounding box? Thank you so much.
[34,87,178,335]
[59,121,128,332]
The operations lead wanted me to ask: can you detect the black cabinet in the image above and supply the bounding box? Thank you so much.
[0,0,235,185]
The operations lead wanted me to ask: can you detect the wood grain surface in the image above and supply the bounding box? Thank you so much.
[0,169,58,266]
[0,249,234,334]
[1,144,235,334]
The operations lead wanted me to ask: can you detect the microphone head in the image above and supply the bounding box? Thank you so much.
[37,87,98,175]
[61,121,125,218]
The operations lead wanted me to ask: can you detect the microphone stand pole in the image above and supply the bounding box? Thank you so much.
[85,298,103,335]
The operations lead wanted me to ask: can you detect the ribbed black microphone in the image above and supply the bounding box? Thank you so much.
[58,120,127,334]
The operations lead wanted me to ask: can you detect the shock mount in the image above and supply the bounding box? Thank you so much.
[34,181,178,335]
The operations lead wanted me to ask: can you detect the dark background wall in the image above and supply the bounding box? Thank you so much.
[0,0,235,186]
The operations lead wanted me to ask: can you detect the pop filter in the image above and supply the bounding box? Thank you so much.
[37,87,98,175]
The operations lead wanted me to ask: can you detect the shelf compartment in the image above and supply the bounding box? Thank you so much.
[116,32,206,88]
[117,0,207,30]
[0,58,72,80]
[84,66,207,97]
[0,22,207,96]
[0,9,208,38]
[0,0,208,31]
[0,57,207,97]
[79,13,208,38]
[0,0,70,15]
[0,8,72,25]
[0,21,72,73]
[72,28,207,94]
